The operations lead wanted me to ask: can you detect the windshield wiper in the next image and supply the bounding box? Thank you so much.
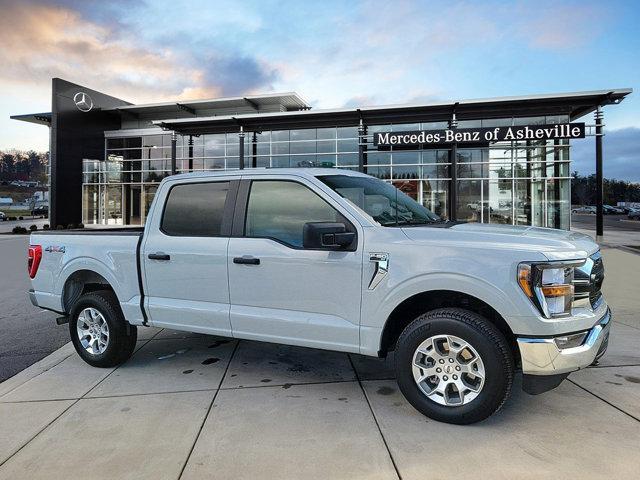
[396,218,438,226]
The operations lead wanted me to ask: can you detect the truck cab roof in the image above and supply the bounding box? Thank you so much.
[166,167,369,182]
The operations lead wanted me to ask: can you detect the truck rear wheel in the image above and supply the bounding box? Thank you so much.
[395,308,514,425]
[69,290,137,368]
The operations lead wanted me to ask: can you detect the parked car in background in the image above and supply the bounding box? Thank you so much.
[603,205,624,214]
[31,206,49,216]
[28,169,610,425]
[0,211,6,221]
[628,208,640,220]
[571,206,596,214]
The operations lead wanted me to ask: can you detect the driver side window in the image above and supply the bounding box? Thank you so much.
[245,180,347,248]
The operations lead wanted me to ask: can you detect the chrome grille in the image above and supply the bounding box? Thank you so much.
[573,251,604,309]
[589,252,604,308]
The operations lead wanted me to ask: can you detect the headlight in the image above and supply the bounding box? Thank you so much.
[517,261,584,318]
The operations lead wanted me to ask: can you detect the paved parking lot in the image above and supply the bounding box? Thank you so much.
[571,212,640,233]
[0,236,68,382]
[0,246,638,479]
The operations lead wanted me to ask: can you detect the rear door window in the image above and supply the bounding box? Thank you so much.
[161,182,229,236]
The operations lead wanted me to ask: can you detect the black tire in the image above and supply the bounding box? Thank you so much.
[395,308,514,425]
[69,290,137,368]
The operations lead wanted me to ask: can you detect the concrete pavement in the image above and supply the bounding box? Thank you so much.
[0,247,638,479]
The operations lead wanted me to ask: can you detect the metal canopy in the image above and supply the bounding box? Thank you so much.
[105,92,309,116]
[153,88,632,135]
[9,112,52,126]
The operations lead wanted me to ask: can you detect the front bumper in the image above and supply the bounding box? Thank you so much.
[517,308,611,377]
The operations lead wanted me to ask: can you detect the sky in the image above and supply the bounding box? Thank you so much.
[0,0,638,180]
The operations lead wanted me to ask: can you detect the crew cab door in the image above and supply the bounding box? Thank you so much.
[228,177,363,352]
[142,178,239,335]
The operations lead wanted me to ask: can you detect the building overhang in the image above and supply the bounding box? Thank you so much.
[10,112,52,126]
[152,88,632,135]
[104,92,309,118]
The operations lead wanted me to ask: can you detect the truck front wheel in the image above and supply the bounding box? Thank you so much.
[395,308,514,425]
[69,290,137,368]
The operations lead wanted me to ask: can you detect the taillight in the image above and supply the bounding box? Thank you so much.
[28,245,42,279]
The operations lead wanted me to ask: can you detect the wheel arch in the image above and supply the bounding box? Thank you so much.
[379,290,520,367]
[61,268,118,314]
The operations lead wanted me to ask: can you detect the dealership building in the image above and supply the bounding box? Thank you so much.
[11,79,631,231]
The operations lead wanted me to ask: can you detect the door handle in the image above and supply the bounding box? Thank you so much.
[148,252,171,261]
[233,256,260,265]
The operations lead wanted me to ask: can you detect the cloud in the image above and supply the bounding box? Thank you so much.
[198,55,279,97]
[571,127,640,182]
[0,0,278,103]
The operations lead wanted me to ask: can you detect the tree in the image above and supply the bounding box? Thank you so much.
[571,172,640,205]
[0,152,16,178]
[0,149,49,182]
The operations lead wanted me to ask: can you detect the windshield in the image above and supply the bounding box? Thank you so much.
[319,175,440,226]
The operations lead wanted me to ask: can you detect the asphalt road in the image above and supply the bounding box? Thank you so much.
[571,213,640,232]
[0,235,69,383]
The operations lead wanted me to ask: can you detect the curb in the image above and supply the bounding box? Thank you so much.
[0,343,74,399]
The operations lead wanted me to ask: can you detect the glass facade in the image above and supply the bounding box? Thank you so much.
[83,115,571,229]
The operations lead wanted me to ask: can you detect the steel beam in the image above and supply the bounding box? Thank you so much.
[595,106,604,242]
[176,103,196,115]
[358,120,367,173]
[239,128,245,170]
[170,131,177,175]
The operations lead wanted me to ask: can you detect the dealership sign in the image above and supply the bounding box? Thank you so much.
[373,123,585,147]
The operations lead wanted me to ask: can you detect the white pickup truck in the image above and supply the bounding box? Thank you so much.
[28,169,610,424]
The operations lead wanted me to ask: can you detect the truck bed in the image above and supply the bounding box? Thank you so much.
[32,227,144,236]
[29,228,145,323]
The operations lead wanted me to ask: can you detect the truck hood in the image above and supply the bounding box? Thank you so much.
[401,223,599,261]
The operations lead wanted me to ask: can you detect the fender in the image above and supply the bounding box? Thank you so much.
[56,256,131,311]
[377,272,520,324]
[359,271,530,356]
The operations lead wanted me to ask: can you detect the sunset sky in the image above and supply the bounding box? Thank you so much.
[0,0,638,179]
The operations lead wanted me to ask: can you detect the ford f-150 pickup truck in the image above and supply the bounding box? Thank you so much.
[27,168,610,424]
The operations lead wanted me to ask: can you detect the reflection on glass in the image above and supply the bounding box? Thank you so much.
[546,178,569,230]
[82,185,99,224]
[105,186,122,225]
[421,180,448,220]
[96,124,573,228]
[457,180,481,222]
[320,175,439,226]
[485,180,513,225]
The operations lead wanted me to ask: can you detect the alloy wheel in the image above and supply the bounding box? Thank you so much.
[412,334,485,406]
[77,307,110,355]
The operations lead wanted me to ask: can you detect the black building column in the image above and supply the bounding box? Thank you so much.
[239,127,245,170]
[553,139,561,228]
[448,113,458,221]
[188,135,194,171]
[170,131,177,175]
[595,106,604,242]
[252,132,258,168]
[358,121,367,173]
[525,140,532,225]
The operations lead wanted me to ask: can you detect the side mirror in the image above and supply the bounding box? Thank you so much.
[303,222,356,250]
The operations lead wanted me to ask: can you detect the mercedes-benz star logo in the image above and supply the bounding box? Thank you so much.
[73,92,93,112]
